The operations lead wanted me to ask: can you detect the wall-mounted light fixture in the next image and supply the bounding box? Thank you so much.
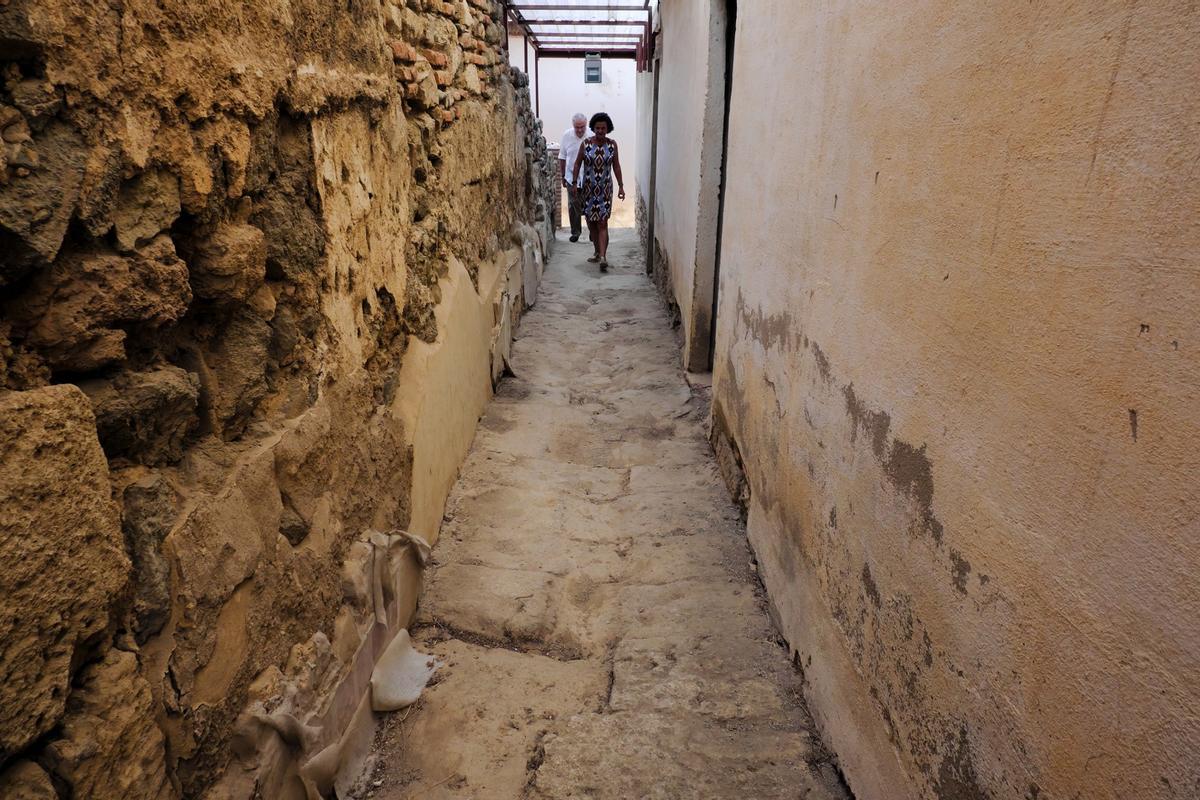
[584,53,602,84]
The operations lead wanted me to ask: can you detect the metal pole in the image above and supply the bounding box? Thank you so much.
[524,31,529,74]
[535,53,541,117]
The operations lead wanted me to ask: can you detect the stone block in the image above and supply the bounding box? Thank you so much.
[461,63,482,94]
[0,761,57,800]
[82,366,200,465]
[9,79,62,123]
[43,649,178,800]
[0,118,85,287]
[13,235,191,372]
[0,385,129,759]
[113,169,181,252]
[404,64,440,110]
[202,309,272,438]
[121,474,180,642]
[189,222,267,305]
[419,47,448,68]
[389,39,419,62]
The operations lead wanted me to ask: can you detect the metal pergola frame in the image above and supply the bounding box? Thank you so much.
[503,1,656,116]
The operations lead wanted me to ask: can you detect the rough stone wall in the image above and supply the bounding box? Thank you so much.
[545,144,560,234]
[0,0,551,796]
[697,2,1200,800]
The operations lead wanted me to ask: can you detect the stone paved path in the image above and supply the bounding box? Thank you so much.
[362,229,849,799]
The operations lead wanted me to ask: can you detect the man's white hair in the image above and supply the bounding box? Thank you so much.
[572,113,587,123]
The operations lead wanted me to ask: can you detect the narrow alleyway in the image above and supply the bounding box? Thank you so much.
[358,230,849,798]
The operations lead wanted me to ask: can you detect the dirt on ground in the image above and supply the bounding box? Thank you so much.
[352,229,850,799]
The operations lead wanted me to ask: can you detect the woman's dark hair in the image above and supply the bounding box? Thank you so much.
[589,112,614,133]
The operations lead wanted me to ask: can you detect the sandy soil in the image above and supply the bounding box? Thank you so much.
[355,229,849,799]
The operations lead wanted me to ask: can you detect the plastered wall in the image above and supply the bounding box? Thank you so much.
[650,1,1200,798]
[637,0,724,359]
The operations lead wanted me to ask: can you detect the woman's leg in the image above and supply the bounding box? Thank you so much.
[598,221,609,260]
[586,219,600,260]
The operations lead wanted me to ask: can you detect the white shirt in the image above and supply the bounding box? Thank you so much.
[558,128,586,187]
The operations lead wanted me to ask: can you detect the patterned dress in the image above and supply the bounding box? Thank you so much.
[580,138,616,222]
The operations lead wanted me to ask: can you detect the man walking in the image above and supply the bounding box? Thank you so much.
[558,113,588,242]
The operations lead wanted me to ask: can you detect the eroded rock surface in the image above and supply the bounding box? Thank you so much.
[83,366,200,464]
[9,236,192,373]
[43,649,177,800]
[121,474,181,642]
[0,761,58,800]
[0,385,129,759]
[0,0,555,792]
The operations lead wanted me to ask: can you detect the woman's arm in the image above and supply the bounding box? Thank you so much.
[572,138,589,186]
[612,140,625,200]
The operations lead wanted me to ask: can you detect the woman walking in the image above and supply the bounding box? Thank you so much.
[571,112,625,271]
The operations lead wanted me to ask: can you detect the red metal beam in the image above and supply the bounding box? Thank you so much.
[535,32,644,38]
[536,49,637,59]
[537,46,637,51]
[524,19,645,26]
[536,38,640,44]
[510,3,647,10]
[506,3,541,49]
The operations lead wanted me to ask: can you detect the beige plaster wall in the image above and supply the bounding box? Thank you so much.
[634,68,654,212]
[692,1,1200,799]
[641,0,725,361]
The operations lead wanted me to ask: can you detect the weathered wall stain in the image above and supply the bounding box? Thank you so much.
[882,439,945,546]
[933,726,992,800]
[734,288,801,353]
[861,562,882,609]
[843,383,891,461]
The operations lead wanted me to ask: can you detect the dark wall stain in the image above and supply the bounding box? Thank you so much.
[810,341,833,383]
[934,726,992,800]
[648,237,681,329]
[862,562,882,608]
[843,382,891,460]
[949,549,971,594]
[883,438,944,545]
[710,391,751,518]
[734,288,800,351]
[719,334,1007,800]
